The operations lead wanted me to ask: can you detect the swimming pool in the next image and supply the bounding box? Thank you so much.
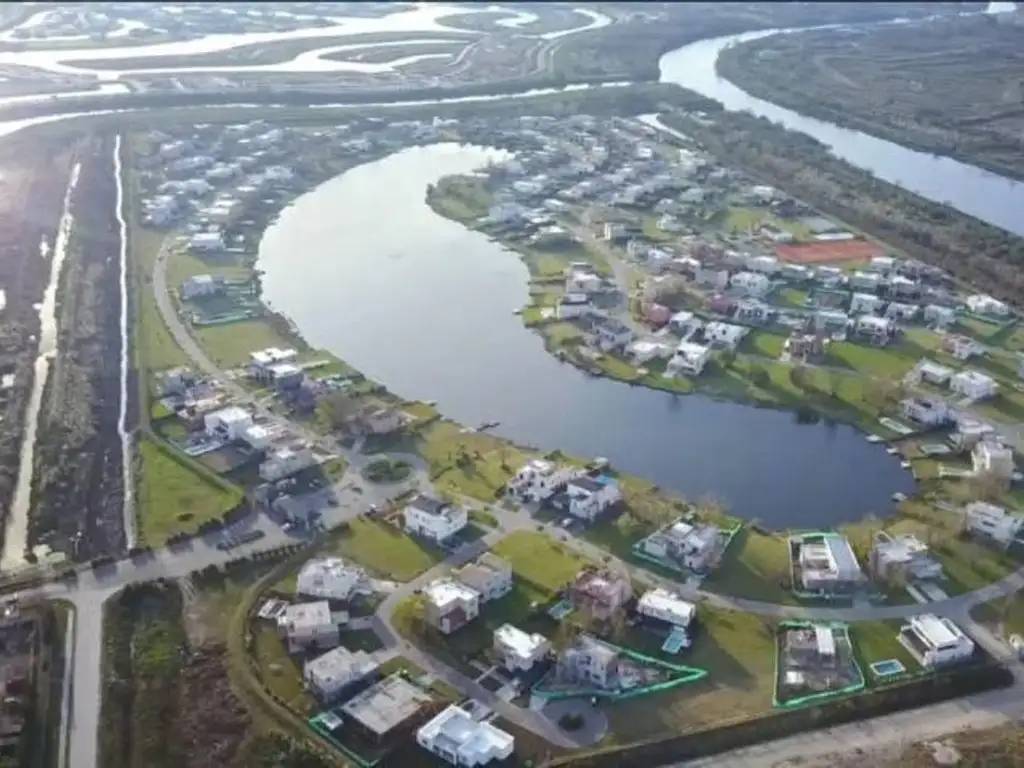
[662,627,691,654]
[870,659,907,677]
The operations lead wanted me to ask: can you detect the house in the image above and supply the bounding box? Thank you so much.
[924,304,957,327]
[404,494,468,543]
[854,315,893,344]
[746,255,780,275]
[900,397,951,427]
[910,360,953,387]
[454,553,513,603]
[950,370,998,401]
[565,475,622,521]
[189,231,224,251]
[557,635,620,688]
[507,459,577,504]
[249,347,298,379]
[849,293,882,315]
[667,342,711,377]
[943,334,984,361]
[260,446,315,482]
[423,579,481,634]
[815,310,849,335]
[869,532,943,582]
[156,367,195,397]
[558,293,593,320]
[704,322,748,351]
[180,274,226,300]
[296,558,366,602]
[591,318,633,352]
[417,705,514,767]
[885,302,918,321]
[493,624,550,672]
[734,299,773,325]
[972,439,1015,482]
[871,256,896,274]
[353,405,406,436]
[267,363,304,391]
[729,271,771,297]
[303,646,379,703]
[636,588,696,630]
[785,333,828,361]
[965,502,1024,548]
[708,294,736,316]
[626,339,675,365]
[566,268,605,295]
[277,601,341,653]
[849,271,881,291]
[966,294,1009,318]
[797,535,863,594]
[899,615,975,668]
[952,419,996,451]
[695,266,729,291]
[668,311,702,339]
[203,406,253,441]
[569,569,632,620]
[341,674,433,742]
[887,275,920,299]
[641,519,720,572]
[642,302,672,327]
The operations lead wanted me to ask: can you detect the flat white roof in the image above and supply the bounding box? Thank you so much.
[911,614,962,648]
[418,705,514,760]
[424,579,479,609]
[209,405,250,424]
[494,624,547,658]
[279,600,332,630]
[637,588,695,625]
[304,646,378,683]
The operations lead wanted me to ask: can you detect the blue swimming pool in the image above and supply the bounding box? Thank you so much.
[870,659,907,677]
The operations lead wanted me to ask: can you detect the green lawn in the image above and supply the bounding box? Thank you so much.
[772,286,811,309]
[492,531,591,594]
[137,438,243,547]
[131,227,189,373]
[252,624,315,716]
[415,420,532,502]
[851,619,921,682]
[702,528,794,604]
[165,245,251,289]
[194,318,297,368]
[742,330,787,359]
[972,593,1024,637]
[325,518,443,581]
[825,340,923,379]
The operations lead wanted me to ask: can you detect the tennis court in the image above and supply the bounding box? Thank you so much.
[775,239,884,264]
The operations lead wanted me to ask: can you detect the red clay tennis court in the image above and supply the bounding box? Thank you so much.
[774,239,884,264]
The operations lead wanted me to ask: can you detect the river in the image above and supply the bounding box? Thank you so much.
[258,144,914,528]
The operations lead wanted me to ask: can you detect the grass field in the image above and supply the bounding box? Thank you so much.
[972,593,1024,638]
[252,624,315,716]
[701,528,794,605]
[492,531,592,594]
[194,318,298,368]
[324,518,443,581]
[137,438,244,547]
[165,245,252,289]
[851,619,921,681]
[131,227,190,373]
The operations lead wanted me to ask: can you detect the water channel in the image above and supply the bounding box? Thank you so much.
[258,144,914,528]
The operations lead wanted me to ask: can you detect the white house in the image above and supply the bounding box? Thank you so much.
[953,420,997,451]
[180,274,225,300]
[849,271,881,291]
[869,532,943,581]
[303,646,379,703]
[493,624,550,672]
[966,294,1009,318]
[189,231,224,251]
[885,302,918,321]
[855,315,893,343]
[667,341,711,377]
[871,256,896,274]
[454,553,513,603]
[296,558,366,602]
[900,397,951,427]
[203,406,253,441]
[924,304,957,327]
[704,322,748,351]
[729,271,771,297]
[626,339,675,365]
[277,601,340,653]
[944,334,984,361]
[404,494,468,543]
[260,446,315,482]
[592,318,633,351]
[950,370,998,401]
[695,266,729,291]
[423,579,480,635]
[558,293,593,320]
[972,440,1015,481]
[899,615,975,668]
[849,293,882,315]
[565,476,622,521]
[965,502,1024,547]
[911,360,953,387]
[249,347,298,379]
[636,588,696,630]
[797,535,863,594]
[566,271,604,295]
[417,705,515,767]
[507,459,577,504]
[746,255,779,275]
[641,519,720,572]
[668,311,702,339]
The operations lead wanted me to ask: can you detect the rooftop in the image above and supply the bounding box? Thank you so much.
[494,624,548,658]
[303,646,378,685]
[424,579,480,610]
[417,705,514,761]
[341,674,433,736]
[278,601,332,631]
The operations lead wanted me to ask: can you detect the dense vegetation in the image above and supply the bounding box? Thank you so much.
[717,12,1024,181]
[661,108,1024,303]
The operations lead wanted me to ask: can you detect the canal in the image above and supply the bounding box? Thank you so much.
[258,143,914,528]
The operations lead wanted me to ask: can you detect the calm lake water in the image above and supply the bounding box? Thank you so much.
[258,143,914,528]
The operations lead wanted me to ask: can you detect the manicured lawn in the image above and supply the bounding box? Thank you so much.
[131,227,189,372]
[972,593,1024,637]
[742,330,787,359]
[933,536,1018,596]
[772,286,810,309]
[542,322,583,346]
[165,245,251,289]
[584,512,654,564]
[492,531,591,595]
[850,619,921,681]
[195,318,296,368]
[702,528,795,605]
[605,606,777,739]
[415,420,532,502]
[137,438,243,547]
[825,340,922,379]
[325,518,443,582]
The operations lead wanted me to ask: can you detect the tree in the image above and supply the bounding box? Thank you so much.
[317,391,357,431]
[789,363,811,391]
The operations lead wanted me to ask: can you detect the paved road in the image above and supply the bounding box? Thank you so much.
[43,209,1024,767]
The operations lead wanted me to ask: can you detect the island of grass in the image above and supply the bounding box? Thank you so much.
[361,456,414,484]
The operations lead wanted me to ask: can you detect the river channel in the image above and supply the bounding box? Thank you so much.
[258,144,914,528]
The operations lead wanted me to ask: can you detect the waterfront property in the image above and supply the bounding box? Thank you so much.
[637,517,726,574]
[790,533,864,598]
[403,494,469,544]
[964,502,1024,549]
[277,601,342,653]
[423,579,481,635]
[868,532,943,584]
[898,615,975,668]
[775,622,864,707]
[493,624,551,672]
[453,553,513,603]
